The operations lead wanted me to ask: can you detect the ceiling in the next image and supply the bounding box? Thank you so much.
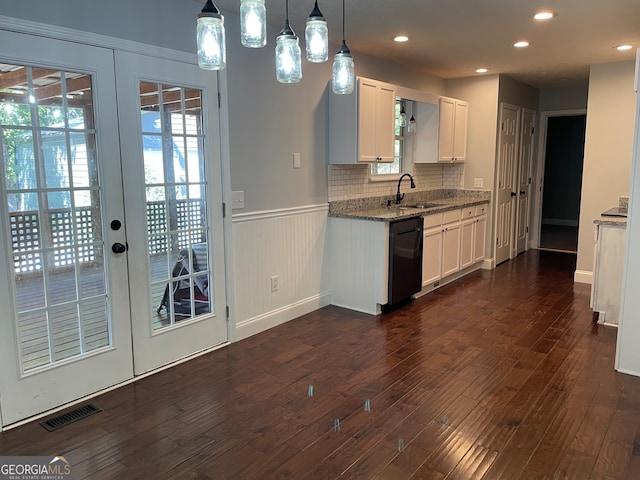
[205,0,640,89]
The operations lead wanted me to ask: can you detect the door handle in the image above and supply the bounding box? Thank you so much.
[111,242,127,254]
[510,192,517,197]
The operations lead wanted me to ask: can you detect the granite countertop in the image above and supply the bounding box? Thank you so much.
[594,216,627,227]
[329,189,491,222]
[594,196,629,227]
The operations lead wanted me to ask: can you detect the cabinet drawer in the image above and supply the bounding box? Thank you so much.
[462,207,475,219]
[476,203,488,216]
[423,212,443,229]
[443,209,461,224]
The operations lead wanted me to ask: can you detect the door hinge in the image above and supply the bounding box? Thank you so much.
[222,202,226,218]
[528,177,532,185]
[526,226,529,233]
[218,92,222,109]
[226,305,230,319]
[496,237,499,246]
[531,126,535,135]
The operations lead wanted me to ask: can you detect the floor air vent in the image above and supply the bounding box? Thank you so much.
[40,404,102,432]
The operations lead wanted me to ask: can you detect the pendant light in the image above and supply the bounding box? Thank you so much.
[197,0,226,70]
[408,114,416,133]
[332,0,355,94]
[240,0,267,48]
[275,0,302,83]
[305,1,328,63]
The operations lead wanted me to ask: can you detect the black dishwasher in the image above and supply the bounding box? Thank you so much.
[388,217,423,306]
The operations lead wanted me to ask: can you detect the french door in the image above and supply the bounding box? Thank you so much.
[115,51,228,375]
[0,32,227,427]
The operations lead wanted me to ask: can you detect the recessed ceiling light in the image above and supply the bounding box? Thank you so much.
[514,41,530,48]
[394,35,409,43]
[475,68,489,74]
[534,11,555,20]
[615,45,633,51]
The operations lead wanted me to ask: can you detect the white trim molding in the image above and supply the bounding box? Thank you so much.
[574,270,593,284]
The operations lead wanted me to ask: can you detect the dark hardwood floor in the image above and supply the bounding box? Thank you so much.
[2,250,640,479]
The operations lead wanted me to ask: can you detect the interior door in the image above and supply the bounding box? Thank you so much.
[0,31,133,426]
[515,108,535,254]
[495,103,520,265]
[115,52,228,374]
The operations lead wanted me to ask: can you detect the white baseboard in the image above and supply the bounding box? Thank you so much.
[235,292,331,341]
[574,270,593,284]
[482,258,495,270]
[614,367,640,378]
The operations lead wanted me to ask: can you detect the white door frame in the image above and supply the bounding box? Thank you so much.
[531,109,587,250]
[0,17,236,430]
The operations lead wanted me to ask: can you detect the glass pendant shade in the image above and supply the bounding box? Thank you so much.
[240,0,267,48]
[276,33,302,83]
[197,0,226,70]
[408,115,416,133]
[305,1,328,63]
[332,46,355,94]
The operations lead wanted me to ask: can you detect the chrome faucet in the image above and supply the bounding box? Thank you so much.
[396,173,416,204]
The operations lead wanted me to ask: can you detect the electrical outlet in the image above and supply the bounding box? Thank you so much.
[232,190,245,209]
[474,178,484,188]
[270,275,279,293]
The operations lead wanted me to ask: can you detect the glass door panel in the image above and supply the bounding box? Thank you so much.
[139,82,212,329]
[2,65,108,371]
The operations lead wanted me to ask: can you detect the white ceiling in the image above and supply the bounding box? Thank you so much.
[204,0,640,88]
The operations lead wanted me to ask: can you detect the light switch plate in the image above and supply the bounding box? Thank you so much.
[293,152,301,169]
[232,190,244,209]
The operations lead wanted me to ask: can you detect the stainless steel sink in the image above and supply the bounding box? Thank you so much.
[402,202,444,209]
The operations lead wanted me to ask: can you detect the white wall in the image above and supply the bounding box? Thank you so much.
[576,61,636,279]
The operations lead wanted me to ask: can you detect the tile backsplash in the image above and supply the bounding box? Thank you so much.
[328,163,464,202]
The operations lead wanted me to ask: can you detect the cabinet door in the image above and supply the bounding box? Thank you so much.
[377,85,397,162]
[452,101,468,161]
[474,215,487,264]
[358,79,378,162]
[423,226,443,286]
[438,97,455,161]
[460,218,475,269]
[442,222,461,277]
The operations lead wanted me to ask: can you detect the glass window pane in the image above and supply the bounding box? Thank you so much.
[67,73,93,130]
[3,128,37,192]
[1,100,32,127]
[19,311,50,371]
[43,133,69,188]
[143,135,164,184]
[15,271,45,311]
[50,304,81,361]
[80,298,109,351]
[79,248,105,297]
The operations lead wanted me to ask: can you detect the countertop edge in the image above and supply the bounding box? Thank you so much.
[329,199,490,222]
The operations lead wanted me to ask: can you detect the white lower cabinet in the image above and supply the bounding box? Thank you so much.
[422,213,443,286]
[441,209,462,277]
[422,203,488,289]
[474,214,487,264]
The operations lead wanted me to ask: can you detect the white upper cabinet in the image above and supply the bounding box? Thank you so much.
[438,96,468,162]
[329,77,396,164]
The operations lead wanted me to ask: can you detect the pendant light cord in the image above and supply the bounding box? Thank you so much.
[342,0,346,42]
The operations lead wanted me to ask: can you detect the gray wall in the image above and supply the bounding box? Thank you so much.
[539,85,589,111]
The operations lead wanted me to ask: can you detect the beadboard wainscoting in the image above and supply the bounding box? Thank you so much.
[232,205,331,340]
